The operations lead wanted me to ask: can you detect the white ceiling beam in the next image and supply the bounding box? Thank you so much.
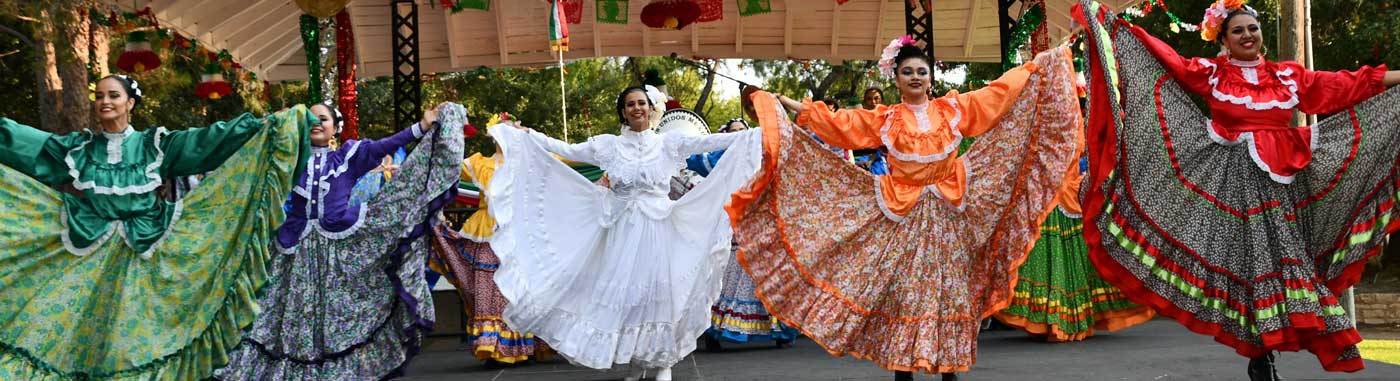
[593,6,603,57]
[228,4,300,60]
[734,5,744,53]
[444,9,460,67]
[873,0,889,56]
[830,1,841,55]
[243,26,300,72]
[962,0,979,57]
[176,0,226,32]
[495,2,509,65]
[211,0,288,49]
[642,24,652,56]
[691,19,700,54]
[782,7,793,56]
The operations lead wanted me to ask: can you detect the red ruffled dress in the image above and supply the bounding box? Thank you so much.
[1075,4,1397,372]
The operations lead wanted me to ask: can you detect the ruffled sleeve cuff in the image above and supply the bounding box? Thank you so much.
[795,99,819,127]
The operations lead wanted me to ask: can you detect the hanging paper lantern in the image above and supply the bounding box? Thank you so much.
[641,0,701,30]
[195,73,233,100]
[116,31,161,73]
[195,61,233,100]
[294,0,351,18]
[696,0,722,22]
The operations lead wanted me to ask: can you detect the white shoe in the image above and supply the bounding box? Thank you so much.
[623,366,645,381]
[655,367,672,381]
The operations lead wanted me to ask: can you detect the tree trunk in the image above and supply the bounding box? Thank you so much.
[1277,0,1307,126]
[693,61,716,117]
[810,64,847,101]
[626,57,645,84]
[31,2,98,134]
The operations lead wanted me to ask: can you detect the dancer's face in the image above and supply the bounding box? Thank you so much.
[1222,14,1263,61]
[725,121,748,133]
[622,91,652,130]
[896,59,932,103]
[862,89,882,110]
[309,104,335,147]
[94,77,134,124]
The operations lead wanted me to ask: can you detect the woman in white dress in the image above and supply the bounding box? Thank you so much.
[486,86,766,381]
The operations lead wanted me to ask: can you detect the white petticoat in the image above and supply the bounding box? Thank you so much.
[486,125,764,369]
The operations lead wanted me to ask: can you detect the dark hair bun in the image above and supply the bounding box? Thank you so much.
[894,45,929,69]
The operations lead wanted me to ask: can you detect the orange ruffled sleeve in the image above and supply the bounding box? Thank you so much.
[794,100,886,150]
[955,62,1040,138]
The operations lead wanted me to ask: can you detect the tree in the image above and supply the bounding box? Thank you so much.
[0,0,107,134]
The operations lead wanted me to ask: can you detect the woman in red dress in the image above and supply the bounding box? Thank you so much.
[1074,1,1399,380]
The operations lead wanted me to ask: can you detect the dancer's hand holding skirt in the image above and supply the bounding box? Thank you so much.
[1074,0,1400,372]
[215,105,465,380]
[728,46,1083,373]
[0,107,313,380]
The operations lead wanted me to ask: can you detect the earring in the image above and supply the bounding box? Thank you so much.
[328,137,339,149]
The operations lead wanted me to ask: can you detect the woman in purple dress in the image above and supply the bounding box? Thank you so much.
[215,103,465,380]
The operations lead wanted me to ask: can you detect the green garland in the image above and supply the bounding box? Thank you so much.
[300,14,323,104]
[1002,4,1045,71]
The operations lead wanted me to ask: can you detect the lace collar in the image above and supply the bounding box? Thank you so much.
[1227,56,1263,68]
[620,127,655,138]
[100,125,134,139]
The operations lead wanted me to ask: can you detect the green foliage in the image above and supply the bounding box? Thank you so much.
[1310,0,1400,70]
[0,16,39,126]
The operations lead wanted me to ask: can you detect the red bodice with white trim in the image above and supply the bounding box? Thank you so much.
[1130,25,1387,183]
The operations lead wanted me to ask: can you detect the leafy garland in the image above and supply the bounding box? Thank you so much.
[1001,2,1046,70]
[1002,0,1199,71]
[89,7,254,82]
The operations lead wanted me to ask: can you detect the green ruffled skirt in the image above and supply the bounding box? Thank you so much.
[0,111,306,380]
[994,207,1155,341]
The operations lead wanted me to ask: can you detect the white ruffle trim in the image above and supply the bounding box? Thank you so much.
[59,199,184,259]
[313,206,371,240]
[65,127,168,196]
[59,209,116,257]
[1204,119,1312,184]
[126,199,184,260]
[880,100,964,164]
[871,156,970,222]
[1199,58,1300,111]
[102,127,132,164]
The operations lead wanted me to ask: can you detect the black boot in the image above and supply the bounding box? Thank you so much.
[1247,353,1282,381]
[941,373,959,381]
[893,371,913,381]
[703,335,723,352]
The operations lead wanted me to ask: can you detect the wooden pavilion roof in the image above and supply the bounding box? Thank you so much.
[113,0,1133,82]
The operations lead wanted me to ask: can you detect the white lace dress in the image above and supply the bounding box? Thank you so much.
[486,124,765,369]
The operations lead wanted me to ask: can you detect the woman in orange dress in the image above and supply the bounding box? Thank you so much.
[730,37,1082,380]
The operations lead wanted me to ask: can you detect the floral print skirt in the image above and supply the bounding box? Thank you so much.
[0,109,305,381]
[215,118,463,380]
[731,46,1081,374]
[429,223,551,363]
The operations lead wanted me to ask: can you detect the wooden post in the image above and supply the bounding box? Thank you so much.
[1277,0,1306,126]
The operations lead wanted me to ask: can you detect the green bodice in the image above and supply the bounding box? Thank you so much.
[0,112,299,256]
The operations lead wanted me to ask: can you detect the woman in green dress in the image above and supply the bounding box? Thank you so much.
[0,74,312,381]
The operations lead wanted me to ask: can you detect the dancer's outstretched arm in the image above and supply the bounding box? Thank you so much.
[514,126,600,165]
[953,62,1039,138]
[161,107,314,177]
[0,118,87,185]
[769,92,883,150]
